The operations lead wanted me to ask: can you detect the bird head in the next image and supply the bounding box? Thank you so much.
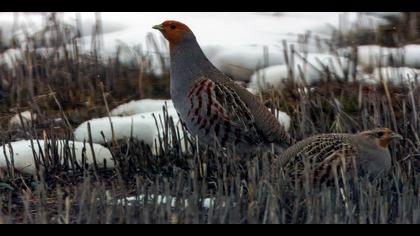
[153,20,193,48]
[358,128,402,148]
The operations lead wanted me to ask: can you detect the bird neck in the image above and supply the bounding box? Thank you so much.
[353,135,391,176]
[170,33,216,75]
[169,33,219,99]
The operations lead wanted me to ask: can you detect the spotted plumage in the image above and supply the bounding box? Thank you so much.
[279,128,402,181]
[153,20,293,153]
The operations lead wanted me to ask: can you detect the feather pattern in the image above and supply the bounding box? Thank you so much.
[186,78,261,146]
[278,128,398,181]
[279,134,357,167]
[278,133,361,181]
[156,20,294,152]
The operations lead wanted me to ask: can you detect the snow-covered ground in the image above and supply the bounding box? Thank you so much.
[0,139,113,175]
[338,45,420,69]
[74,107,187,155]
[0,12,401,78]
[110,99,174,116]
[270,109,291,131]
[248,53,353,91]
[371,67,420,85]
[108,193,220,209]
[8,110,37,128]
[0,12,397,49]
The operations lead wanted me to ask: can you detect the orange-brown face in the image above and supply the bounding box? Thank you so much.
[152,20,192,48]
[360,128,403,148]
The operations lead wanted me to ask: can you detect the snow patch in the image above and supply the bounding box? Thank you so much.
[8,111,37,128]
[109,193,220,209]
[338,44,420,69]
[0,12,403,78]
[74,108,188,155]
[0,139,113,175]
[371,67,420,85]
[110,99,174,116]
[248,53,352,92]
[268,109,291,131]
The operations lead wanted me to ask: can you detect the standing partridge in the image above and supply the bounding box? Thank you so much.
[152,20,293,153]
[278,128,402,180]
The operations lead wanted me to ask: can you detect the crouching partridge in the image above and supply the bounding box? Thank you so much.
[153,20,293,153]
[278,128,402,181]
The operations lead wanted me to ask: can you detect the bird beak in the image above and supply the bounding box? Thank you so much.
[390,132,403,140]
[152,24,164,31]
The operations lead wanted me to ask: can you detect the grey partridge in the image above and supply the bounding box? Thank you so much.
[153,20,293,153]
[278,128,402,180]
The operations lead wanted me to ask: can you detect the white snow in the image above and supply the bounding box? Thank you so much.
[77,12,336,53]
[267,108,291,131]
[248,53,352,92]
[403,44,420,68]
[371,67,420,85]
[110,99,174,116]
[0,12,127,48]
[8,111,37,128]
[0,48,23,68]
[207,45,286,81]
[356,45,404,68]
[0,46,75,69]
[0,139,113,175]
[358,73,381,86]
[110,193,220,209]
[249,65,290,91]
[74,107,187,155]
[0,12,400,78]
[88,12,393,78]
[338,44,420,70]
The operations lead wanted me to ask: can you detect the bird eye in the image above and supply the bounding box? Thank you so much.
[170,24,176,30]
[376,132,384,137]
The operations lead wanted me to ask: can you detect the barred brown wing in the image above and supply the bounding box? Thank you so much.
[186,78,262,146]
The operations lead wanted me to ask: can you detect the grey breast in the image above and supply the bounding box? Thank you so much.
[351,135,392,177]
